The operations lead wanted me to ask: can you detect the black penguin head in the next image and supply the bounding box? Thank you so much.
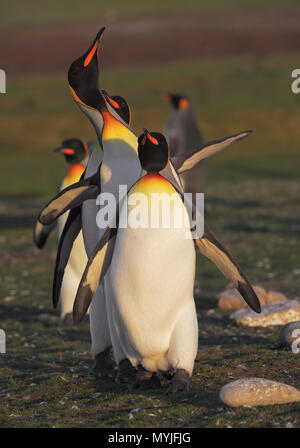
[68,27,106,111]
[161,92,190,110]
[138,129,169,173]
[101,90,131,125]
[54,138,88,164]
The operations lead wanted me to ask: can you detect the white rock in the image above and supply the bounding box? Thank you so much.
[230,300,300,327]
[218,285,286,310]
[220,378,300,407]
[279,321,300,348]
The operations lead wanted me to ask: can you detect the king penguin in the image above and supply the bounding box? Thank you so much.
[97,130,198,392]
[161,92,205,195]
[34,138,94,324]
[38,27,261,383]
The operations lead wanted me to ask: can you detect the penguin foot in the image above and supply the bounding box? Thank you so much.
[62,313,89,327]
[166,369,190,394]
[93,347,114,379]
[116,359,137,384]
[131,366,161,390]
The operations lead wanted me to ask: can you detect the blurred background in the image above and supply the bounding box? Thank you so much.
[1,0,300,427]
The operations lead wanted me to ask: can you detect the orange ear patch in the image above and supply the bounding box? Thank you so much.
[84,41,98,67]
[179,98,189,109]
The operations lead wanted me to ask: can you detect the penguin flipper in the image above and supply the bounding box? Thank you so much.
[73,226,117,324]
[52,206,82,309]
[195,225,261,313]
[174,130,252,173]
[38,170,100,225]
[33,220,56,249]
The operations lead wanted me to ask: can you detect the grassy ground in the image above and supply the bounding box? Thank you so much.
[1,2,300,428]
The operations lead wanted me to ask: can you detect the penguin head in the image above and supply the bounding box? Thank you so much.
[161,92,190,110]
[101,89,131,125]
[54,138,88,165]
[68,27,106,111]
[138,129,169,173]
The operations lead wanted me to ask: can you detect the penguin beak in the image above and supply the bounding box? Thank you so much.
[54,146,75,155]
[83,26,105,67]
[160,92,171,103]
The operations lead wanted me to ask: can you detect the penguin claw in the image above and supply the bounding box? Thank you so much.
[116,359,137,384]
[166,369,190,395]
[93,348,115,379]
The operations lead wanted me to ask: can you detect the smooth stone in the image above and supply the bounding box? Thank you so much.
[279,321,300,348]
[220,378,300,407]
[218,285,286,310]
[230,300,300,327]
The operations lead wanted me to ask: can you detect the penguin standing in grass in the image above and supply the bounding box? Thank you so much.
[104,130,198,392]
[34,138,95,324]
[38,28,261,386]
[161,92,205,194]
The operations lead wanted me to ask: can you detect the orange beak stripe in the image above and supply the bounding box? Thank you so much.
[107,96,120,109]
[60,148,75,155]
[84,41,98,67]
[161,93,171,103]
[147,133,159,145]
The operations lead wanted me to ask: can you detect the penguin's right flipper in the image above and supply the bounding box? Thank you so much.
[195,225,261,313]
[38,170,100,225]
[173,130,252,173]
[33,220,56,249]
[52,206,82,309]
[73,226,117,324]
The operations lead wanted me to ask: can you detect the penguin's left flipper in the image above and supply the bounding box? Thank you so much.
[73,226,117,324]
[33,220,56,249]
[173,130,252,174]
[195,225,261,313]
[52,205,82,309]
[38,170,100,225]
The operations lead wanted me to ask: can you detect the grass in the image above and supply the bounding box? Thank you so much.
[1,53,300,196]
[1,4,300,426]
[1,178,300,427]
[1,0,299,27]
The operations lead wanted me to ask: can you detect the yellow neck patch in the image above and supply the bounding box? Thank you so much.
[63,163,86,188]
[131,173,176,196]
[102,110,137,153]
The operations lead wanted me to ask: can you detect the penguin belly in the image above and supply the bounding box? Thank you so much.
[58,208,88,318]
[105,176,197,375]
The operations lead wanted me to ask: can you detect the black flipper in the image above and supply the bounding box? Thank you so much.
[33,220,56,249]
[38,170,100,225]
[73,226,117,324]
[172,130,252,173]
[195,224,261,313]
[52,206,83,309]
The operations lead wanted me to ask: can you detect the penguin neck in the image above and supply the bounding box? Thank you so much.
[64,163,86,187]
[101,110,137,154]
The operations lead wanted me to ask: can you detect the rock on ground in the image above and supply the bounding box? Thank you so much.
[220,378,300,407]
[230,300,300,327]
[218,285,286,310]
[279,321,300,349]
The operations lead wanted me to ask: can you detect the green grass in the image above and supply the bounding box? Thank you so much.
[1,53,300,196]
[1,0,298,27]
[1,179,300,427]
[1,10,300,426]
